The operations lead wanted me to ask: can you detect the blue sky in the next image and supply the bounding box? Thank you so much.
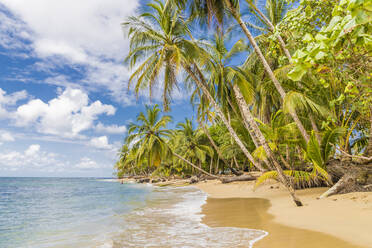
[0,0,195,177]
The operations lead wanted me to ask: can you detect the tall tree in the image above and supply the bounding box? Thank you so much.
[123,0,265,172]
[177,0,310,142]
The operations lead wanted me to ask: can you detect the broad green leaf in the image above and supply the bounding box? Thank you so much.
[315,34,328,41]
[303,33,313,42]
[315,51,327,60]
[288,64,307,81]
[306,132,324,168]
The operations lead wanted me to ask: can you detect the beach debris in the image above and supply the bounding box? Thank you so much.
[220,174,257,184]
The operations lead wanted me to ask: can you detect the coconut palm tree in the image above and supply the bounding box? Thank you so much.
[202,33,303,205]
[171,118,214,172]
[175,0,310,142]
[123,0,265,172]
[126,105,172,168]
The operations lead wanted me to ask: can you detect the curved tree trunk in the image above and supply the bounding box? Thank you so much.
[183,63,265,172]
[224,1,310,143]
[310,114,321,144]
[364,107,372,158]
[172,152,219,179]
[232,84,274,171]
[232,83,303,206]
[199,121,243,176]
[249,4,292,60]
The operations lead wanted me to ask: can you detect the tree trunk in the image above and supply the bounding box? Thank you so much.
[200,121,242,176]
[233,84,274,171]
[173,152,219,179]
[280,154,292,170]
[319,174,351,199]
[225,1,310,143]
[233,85,302,206]
[310,114,321,144]
[209,156,213,174]
[232,83,303,206]
[249,4,292,60]
[319,159,372,198]
[183,63,266,172]
[220,174,257,183]
[364,108,372,157]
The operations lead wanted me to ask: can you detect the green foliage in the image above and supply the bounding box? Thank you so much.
[287,0,372,81]
[255,169,326,189]
[115,0,371,183]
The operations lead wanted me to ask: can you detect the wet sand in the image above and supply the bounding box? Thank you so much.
[202,197,363,248]
[196,180,372,248]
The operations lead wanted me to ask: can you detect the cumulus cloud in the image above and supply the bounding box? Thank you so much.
[0,88,28,118]
[0,130,15,145]
[75,157,101,169]
[0,144,110,173]
[95,122,126,134]
[89,136,113,150]
[24,144,40,156]
[0,0,139,105]
[0,144,61,169]
[14,88,116,137]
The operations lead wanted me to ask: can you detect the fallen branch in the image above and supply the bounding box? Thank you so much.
[172,152,220,179]
[363,184,372,189]
[220,174,257,184]
[319,174,352,199]
[336,147,372,162]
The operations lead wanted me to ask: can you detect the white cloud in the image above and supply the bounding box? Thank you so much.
[0,144,111,173]
[89,136,113,150]
[24,144,40,156]
[75,157,100,169]
[95,122,126,134]
[0,5,32,51]
[0,88,28,118]
[0,130,15,145]
[0,0,139,105]
[14,88,116,137]
[0,144,60,169]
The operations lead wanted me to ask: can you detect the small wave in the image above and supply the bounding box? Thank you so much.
[113,186,268,247]
[96,179,119,182]
[98,240,114,248]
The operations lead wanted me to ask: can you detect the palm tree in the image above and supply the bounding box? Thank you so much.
[123,0,265,172]
[126,105,172,168]
[172,119,214,172]
[176,0,310,142]
[245,0,292,59]
[198,119,243,175]
[202,34,303,206]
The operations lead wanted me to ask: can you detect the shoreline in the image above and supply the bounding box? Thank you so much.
[195,179,372,248]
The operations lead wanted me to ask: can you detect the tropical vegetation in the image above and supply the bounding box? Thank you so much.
[115,0,372,206]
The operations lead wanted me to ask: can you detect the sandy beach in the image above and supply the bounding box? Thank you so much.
[196,179,372,248]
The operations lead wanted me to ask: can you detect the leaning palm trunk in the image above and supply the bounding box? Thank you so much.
[250,5,292,60]
[310,115,321,144]
[172,151,219,178]
[199,121,242,175]
[231,86,273,171]
[224,0,310,143]
[183,63,266,172]
[365,107,372,157]
[232,84,303,206]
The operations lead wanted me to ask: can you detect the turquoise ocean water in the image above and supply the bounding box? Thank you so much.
[0,178,267,248]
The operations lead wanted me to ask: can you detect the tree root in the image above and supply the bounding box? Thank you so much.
[319,159,372,198]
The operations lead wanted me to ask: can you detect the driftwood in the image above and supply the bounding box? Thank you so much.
[132,175,147,180]
[136,178,150,183]
[220,174,257,184]
[319,159,372,198]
